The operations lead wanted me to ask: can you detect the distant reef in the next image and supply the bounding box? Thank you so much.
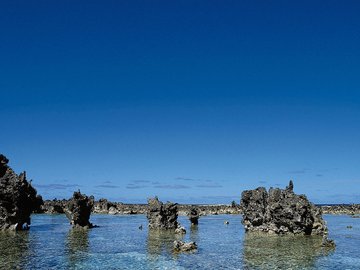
[39,199,242,216]
[38,198,360,216]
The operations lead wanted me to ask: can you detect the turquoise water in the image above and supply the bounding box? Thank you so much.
[0,214,359,269]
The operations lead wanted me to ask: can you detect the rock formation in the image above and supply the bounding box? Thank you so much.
[147,197,178,229]
[0,154,42,231]
[241,181,328,235]
[64,191,94,228]
[93,198,116,214]
[188,208,199,225]
[173,240,197,252]
[175,225,186,234]
[40,199,66,214]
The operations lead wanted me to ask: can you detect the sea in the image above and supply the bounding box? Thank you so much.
[0,214,359,269]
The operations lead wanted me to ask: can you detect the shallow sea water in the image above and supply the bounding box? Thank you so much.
[0,214,359,269]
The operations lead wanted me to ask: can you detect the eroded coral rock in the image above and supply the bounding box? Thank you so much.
[65,191,94,228]
[147,197,178,229]
[241,181,328,235]
[173,240,197,252]
[175,225,186,234]
[41,199,66,214]
[0,154,42,231]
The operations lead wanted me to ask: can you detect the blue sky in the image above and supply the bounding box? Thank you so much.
[1,1,359,204]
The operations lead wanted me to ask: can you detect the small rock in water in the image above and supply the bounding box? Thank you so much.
[175,225,186,234]
[139,224,143,230]
[321,236,336,249]
[173,240,197,252]
[188,208,199,226]
[346,225,353,229]
[224,221,229,225]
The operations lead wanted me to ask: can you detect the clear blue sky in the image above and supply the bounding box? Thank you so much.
[1,1,359,204]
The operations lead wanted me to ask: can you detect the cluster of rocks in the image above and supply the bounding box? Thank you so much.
[40,199,67,214]
[0,154,43,231]
[39,198,360,217]
[241,181,328,236]
[178,204,241,216]
[93,198,117,214]
[64,191,95,228]
[146,197,198,252]
[0,153,339,254]
[321,204,360,215]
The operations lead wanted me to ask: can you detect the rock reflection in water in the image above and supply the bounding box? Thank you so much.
[147,229,178,256]
[0,231,30,270]
[243,233,332,270]
[66,227,89,268]
[189,225,199,244]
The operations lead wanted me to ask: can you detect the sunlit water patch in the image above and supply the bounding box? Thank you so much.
[0,214,359,269]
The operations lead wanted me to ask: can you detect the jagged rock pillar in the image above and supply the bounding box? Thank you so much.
[146,197,178,229]
[0,154,42,231]
[65,191,94,228]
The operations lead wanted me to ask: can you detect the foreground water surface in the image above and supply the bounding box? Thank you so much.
[0,214,359,269]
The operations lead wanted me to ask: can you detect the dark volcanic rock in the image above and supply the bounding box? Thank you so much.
[33,195,44,213]
[241,181,328,235]
[65,191,94,228]
[188,208,199,225]
[0,154,42,230]
[147,197,178,229]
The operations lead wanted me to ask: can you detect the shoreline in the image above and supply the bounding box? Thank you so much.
[38,199,360,216]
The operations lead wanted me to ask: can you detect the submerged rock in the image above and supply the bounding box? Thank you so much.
[241,181,328,235]
[173,240,197,252]
[321,235,336,249]
[175,225,186,234]
[65,191,95,228]
[0,154,42,231]
[188,208,199,226]
[147,197,178,229]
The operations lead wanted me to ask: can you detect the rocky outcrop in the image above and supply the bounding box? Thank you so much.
[321,204,360,215]
[147,197,178,229]
[241,181,328,235]
[175,225,186,234]
[93,198,116,214]
[64,191,94,228]
[173,240,197,252]
[40,199,66,214]
[188,208,199,225]
[0,154,42,231]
